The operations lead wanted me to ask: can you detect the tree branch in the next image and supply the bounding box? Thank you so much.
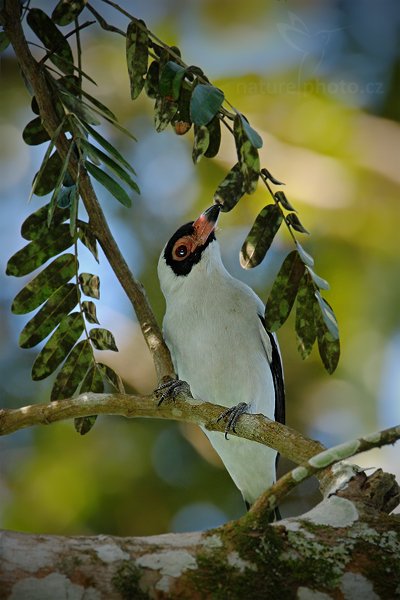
[0,391,324,465]
[2,0,175,383]
[250,424,400,524]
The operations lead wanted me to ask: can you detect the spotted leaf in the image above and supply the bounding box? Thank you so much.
[126,19,149,100]
[240,204,283,269]
[12,253,76,315]
[51,339,93,400]
[32,312,84,380]
[19,283,79,349]
[6,224,73,277]
[89,328,118,352]
[264,251,305,331]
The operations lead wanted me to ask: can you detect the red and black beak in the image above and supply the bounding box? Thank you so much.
[192,204,220,245]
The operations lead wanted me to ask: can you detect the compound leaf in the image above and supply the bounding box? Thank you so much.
[27,8,74,75]
[82,300,100,324]
[21,203,68,241]
[12,253,76,314]
[213,163,245,212]
[240,204,283,269]
[52,0,86,26]
[19,282,78,348]
[190,84,224,126]
[7,223,73,277]
[98,362,125,393]
[126,19,149,99]
[79,273,100,299]
[192,125,210,163]
[51,339,93,400]
[295,271,317,359]
[85,161,132,207]
[32,311,84,380]
[264,251,305,331]
[89,328,118,352]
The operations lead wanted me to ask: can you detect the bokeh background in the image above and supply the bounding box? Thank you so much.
[1,0,399,535]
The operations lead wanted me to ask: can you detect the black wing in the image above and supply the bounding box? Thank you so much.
[259,316,285,425]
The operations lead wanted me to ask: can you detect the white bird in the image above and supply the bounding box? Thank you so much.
[157,204,285,510]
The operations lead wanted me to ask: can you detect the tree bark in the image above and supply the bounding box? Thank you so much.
[1,472,399,599]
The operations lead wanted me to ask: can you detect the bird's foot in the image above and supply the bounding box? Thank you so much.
[217,402,248,440]
[155,378,191,406]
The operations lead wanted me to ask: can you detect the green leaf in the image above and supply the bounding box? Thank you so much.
[78,222,99,262]
[237,112,263,149]
[213,163,245,212]
[27,9,74,75]
[52,0,86,26]
[74,364,104,434]
[47,142,74,227]
[145,60,160,99]
[59,89,101,125]
[295,241,314,268]
[32,151,63,197]
[19,283,79,349]
[69,185,79,237]
[74,414,98,435]
[21,202,68,241]
[190,84,224,126]
[154,95,178,132]
[51,339,93,400]
[79,121,136,175]
[314,291,339,340]
[204,116,221,158]
[192,125,210,164]
[240,204,283,269]
[159,61,186,100]
[32,312,84,380]
[22,117,50,146]
[57,186,74,209]
[7,224,73,277]
[0,31,10,53]
[315,303,340,374]
[82,300,100,324]
[173,85,192,135]
[56,75,117,122]
[29,119,67,200]
[89,328,118,352]
[80,139,139,194]
[79,272,100,299]
[234,114,260,194]
[98,362,125,393]
[286,212,309,234]
[307,266,330,291]
[295,271,317,359]
[126,19,149,100]
[264,251,305,331]
[12,253,76,315]
[275,191,296,212]
[261,167,284,186]
[85,161,132,208]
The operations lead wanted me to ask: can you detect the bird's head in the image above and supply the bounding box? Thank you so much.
[158,204,222,296]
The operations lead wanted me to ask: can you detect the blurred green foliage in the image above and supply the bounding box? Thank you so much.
[1,0,399,535]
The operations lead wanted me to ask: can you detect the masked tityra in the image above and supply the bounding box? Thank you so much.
[157,204,285,508]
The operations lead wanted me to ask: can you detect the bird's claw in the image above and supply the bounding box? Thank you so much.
[155,379,191,406]
[217,402,248,440]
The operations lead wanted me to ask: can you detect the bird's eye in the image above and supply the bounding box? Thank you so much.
[175,244,188,259]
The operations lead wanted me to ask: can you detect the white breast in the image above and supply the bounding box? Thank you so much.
[159,240,278,503]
